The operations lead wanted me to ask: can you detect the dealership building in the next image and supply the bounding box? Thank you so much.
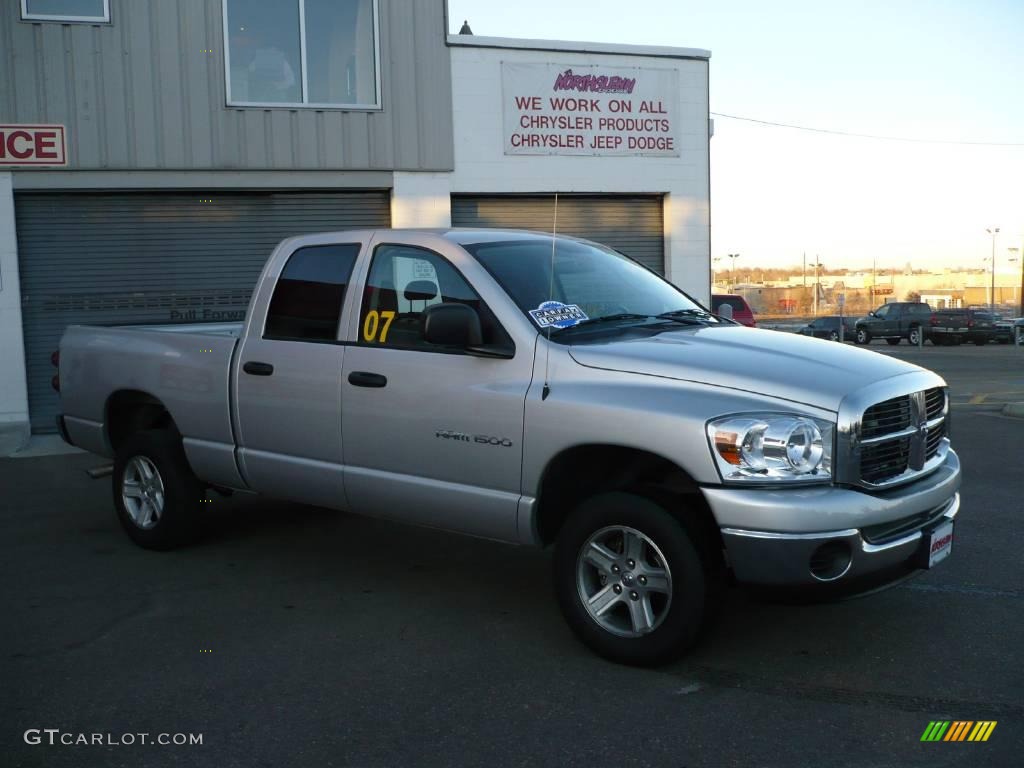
[0,0,711,454]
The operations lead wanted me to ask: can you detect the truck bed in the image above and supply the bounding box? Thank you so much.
[114,321,245,337]
[59,323,245,488]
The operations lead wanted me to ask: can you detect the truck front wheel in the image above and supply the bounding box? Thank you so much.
[553,492,709,666]
[855,328,871,345]
[113,429,204,550]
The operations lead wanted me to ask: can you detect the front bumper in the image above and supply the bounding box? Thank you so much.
[702,450,961,589]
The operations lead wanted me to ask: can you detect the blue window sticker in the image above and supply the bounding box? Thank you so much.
[529,301,588,329]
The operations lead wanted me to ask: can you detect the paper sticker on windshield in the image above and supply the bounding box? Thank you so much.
[529,301,588,329]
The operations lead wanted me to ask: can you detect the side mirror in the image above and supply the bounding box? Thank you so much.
[422,303,483,348]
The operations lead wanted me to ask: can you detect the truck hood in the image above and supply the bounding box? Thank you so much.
[568,325,924,412]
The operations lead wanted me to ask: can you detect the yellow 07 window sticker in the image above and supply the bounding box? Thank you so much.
[362,310,396,344]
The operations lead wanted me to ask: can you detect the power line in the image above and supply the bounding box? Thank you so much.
[710,112,1024,147]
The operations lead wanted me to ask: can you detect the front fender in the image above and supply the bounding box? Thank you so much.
[521,348,837,500]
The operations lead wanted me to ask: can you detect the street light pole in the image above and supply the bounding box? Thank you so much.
[811,257,823,317]
[1017,237,1024,318]
[727,253,740,290]
[1009,245,1024,317]
[986,227,999,312]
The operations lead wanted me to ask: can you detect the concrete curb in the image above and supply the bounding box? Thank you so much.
[1002,403,1024,419]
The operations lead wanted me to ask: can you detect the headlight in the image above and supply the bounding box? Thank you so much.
[707,414,833,483]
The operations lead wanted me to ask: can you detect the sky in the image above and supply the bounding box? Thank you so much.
[447,0,1024,271]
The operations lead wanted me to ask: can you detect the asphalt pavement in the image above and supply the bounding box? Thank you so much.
[864,341,1024,408]
[2,344,1022,767]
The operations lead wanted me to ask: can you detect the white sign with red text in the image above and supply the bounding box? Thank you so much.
[502,63,680,157]
[0,125,67,166]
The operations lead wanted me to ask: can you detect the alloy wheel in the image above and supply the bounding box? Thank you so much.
[576,526,673,638]
[121,456,165,530]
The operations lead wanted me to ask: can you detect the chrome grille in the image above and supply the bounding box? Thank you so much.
[862,396,912,440]
[857,387,948,486]
[925,387,944,420]
[861,436,911,483]
[926,420,945,459]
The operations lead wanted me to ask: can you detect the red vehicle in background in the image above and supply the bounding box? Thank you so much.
[711,294,757,327]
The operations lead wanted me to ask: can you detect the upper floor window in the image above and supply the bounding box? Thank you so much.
[21,0,110,23]
[224,0,380,109]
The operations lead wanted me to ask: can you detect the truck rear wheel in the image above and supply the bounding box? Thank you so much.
[113,429,204,550]
[908,326,922,345]
[553,492,709,666]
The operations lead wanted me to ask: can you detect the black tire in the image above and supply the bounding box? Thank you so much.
[886,338,901,346]
[828,331,839,342]
[553,492,712,666]
[855,328,871,345]
[113,429,205,550]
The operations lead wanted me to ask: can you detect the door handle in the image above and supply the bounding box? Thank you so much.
[242,361,274,376]
[348,371,387,388]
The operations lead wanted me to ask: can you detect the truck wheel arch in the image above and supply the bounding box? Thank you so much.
[534,445,723,559]
[105,390,177,452]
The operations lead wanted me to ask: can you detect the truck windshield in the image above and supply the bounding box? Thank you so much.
[463,238,720,335]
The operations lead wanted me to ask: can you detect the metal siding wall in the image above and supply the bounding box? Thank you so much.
[0,0,454,171]
[16,190,391,432]
[450,195,665,274]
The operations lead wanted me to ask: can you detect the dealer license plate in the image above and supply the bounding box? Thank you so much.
[927,521,954,568]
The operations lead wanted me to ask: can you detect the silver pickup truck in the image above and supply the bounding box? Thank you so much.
[56,229,961,665]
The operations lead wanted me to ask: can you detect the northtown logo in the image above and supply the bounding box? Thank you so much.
[920,721,997,742]
[553,69,636,94]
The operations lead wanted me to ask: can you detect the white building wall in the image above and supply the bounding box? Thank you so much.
[0,172,31,455]
[449,40,711,302]
[391,172,453,228]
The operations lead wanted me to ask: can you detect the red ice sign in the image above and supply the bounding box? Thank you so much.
[0,125,67,166]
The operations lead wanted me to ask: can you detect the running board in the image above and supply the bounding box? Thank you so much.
[86,464,114,479]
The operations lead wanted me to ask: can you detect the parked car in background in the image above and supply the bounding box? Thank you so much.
[798,315,850,341]
[961,309,995,346]
[926,308,970,346]
[991,313,1015,344]
[854,302,932,345]
[711,294,756,327]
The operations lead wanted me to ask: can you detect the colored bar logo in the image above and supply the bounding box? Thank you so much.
[921,721,997,742]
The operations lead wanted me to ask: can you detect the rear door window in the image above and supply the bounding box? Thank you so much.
[264,244,360,341]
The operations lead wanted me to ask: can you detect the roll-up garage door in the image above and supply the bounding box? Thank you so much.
[450,195,664,274]
[16,190,390,433]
